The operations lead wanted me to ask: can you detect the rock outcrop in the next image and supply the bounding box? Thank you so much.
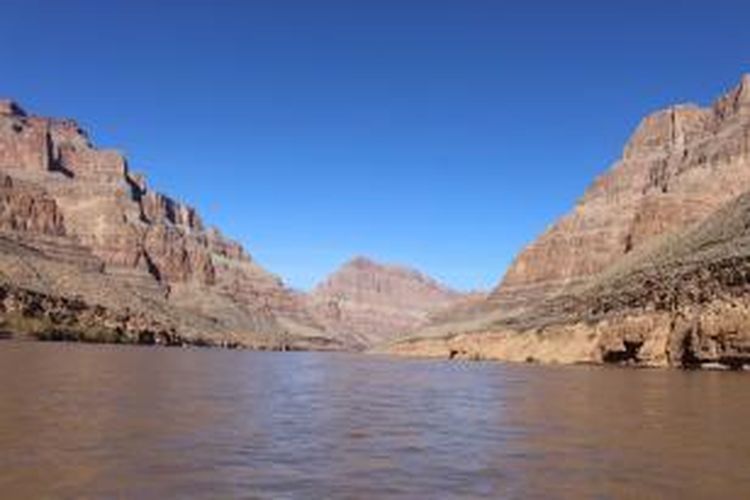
[388,189,750,369]
[0,174,65,235]
[390,74,750,369]
[492,74,750,314]
[0,99,338,350]
[0,281,188,346]
[308,257,465,347]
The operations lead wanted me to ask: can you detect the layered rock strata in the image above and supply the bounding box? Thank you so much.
[308,257,465,347]
[0,99,337,350]
[391,74,750,369]
[492,74,750,313]
[389,189,750,368]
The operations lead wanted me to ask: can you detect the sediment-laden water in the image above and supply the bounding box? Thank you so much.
[0,342,748,498]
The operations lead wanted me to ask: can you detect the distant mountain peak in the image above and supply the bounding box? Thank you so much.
[308,255,463,347]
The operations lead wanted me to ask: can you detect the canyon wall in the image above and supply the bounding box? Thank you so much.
[0,99,336,349]
[308,257,465,347]
[388,189,750,368]
[493,75,750,312]
[392,74,750,369]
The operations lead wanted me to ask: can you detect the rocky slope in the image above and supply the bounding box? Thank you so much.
[307,257,466,348]
[388,189,750,369]
[494,74,750,313]
[0,99,338,350]
[388,74,750,369]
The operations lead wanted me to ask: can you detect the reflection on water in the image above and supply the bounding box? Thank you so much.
[0,342,749,498]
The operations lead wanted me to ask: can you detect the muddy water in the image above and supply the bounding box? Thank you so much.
[0,342,748,498]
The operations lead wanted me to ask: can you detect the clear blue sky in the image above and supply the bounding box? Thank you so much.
[2,1,749,291]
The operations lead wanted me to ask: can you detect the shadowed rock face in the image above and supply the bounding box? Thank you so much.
[308,257,465,348]
[0,99,336,349]
[493,74,750,314]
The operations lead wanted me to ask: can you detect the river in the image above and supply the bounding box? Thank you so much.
[0,342,748,498]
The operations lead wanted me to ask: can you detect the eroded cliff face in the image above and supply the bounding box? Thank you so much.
[308,257,464,347]
[388,191,750,369]
[0,101,222,283]
[0,99,335,349]
[390,75,750,369]
[0,174,65,235]
[493,75,750,312]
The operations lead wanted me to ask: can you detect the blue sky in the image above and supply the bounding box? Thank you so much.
[2,1,750,291]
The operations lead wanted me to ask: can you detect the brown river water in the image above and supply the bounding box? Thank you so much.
[0,341,748,499]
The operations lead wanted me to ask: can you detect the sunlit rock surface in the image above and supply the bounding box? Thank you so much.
[391,75,750,369]
[0,99,339,350]
[308,257,468,348]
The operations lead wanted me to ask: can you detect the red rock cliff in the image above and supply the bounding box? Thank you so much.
[308,257,464,347]
[0,99,332,348]
[493,74,750,311]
